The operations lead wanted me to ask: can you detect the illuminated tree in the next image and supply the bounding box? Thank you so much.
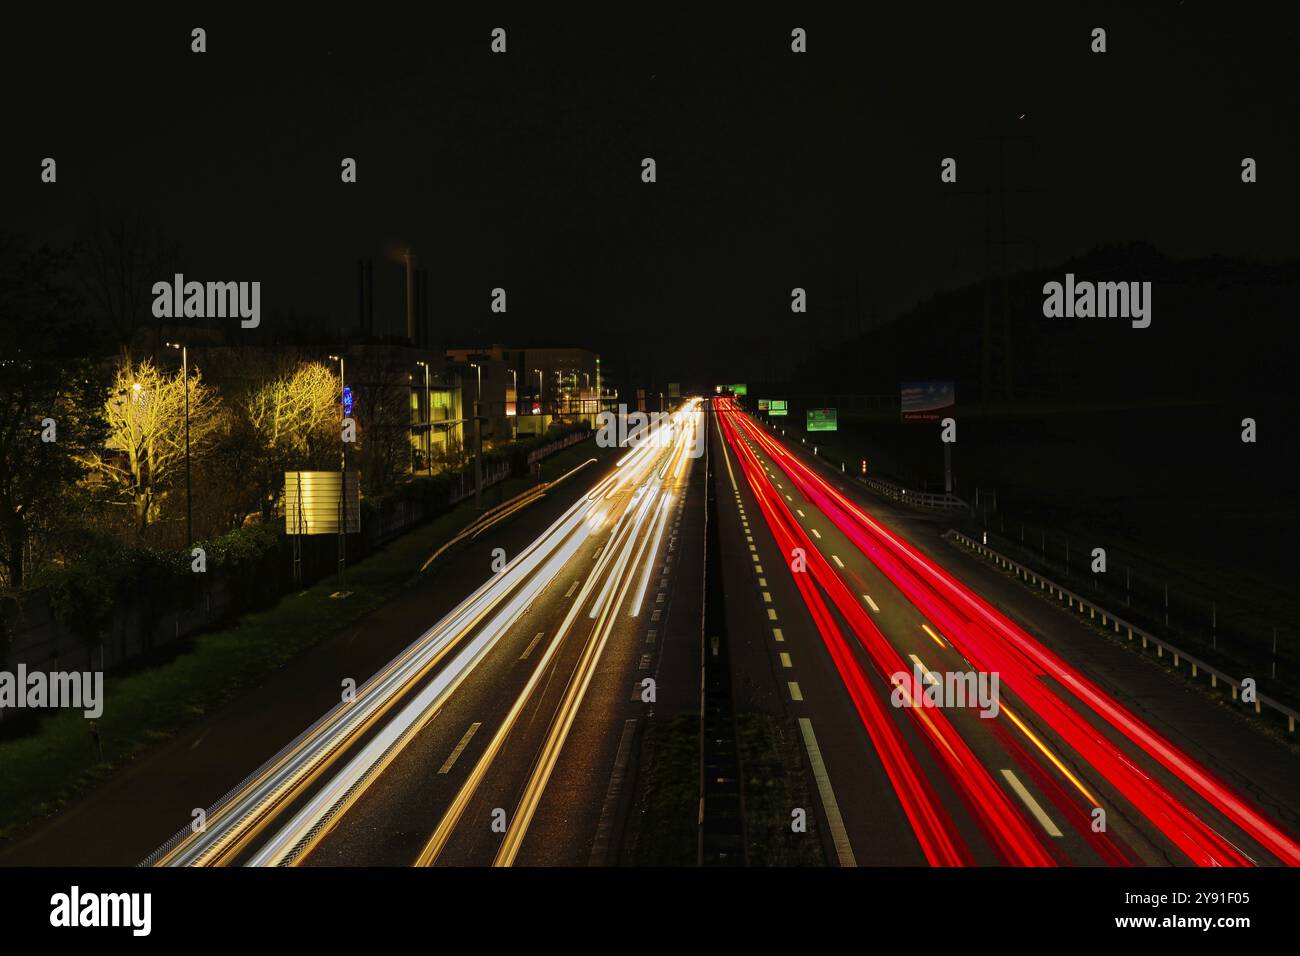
[78,355,222,536]
[240,360,340,518]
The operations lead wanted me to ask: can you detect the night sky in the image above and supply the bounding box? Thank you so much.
[5,4,1299,383]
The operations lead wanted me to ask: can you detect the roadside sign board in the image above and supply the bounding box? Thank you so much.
[284,471,360,534]
[900,381,955,423]
[807,408,837,432]
[769,399,788,416]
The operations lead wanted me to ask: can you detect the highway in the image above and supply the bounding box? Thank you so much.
[711,396,1300,866]
[126,391,1300,868]
[146,400,704,867]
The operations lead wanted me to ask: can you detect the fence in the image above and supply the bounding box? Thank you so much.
[448,460,513,506]
[527,428,589,465]
[857,474,969,512]
[947,529,1299,733]
[962,504,1295,695]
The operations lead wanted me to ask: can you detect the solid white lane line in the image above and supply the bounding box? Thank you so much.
[863,594,880,613]
[798,718,857,867]
[1000,769,1063,837]
[438,722,482,774]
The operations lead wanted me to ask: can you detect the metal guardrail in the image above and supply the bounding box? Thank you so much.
[946,529,1299,733]
[859,475,969,512]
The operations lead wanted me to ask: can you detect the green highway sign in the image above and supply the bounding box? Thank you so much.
[807,407,837,432]
[769,399,788,416]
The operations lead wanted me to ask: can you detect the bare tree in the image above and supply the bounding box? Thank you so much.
[77,354,222,536]
[241,360,340,518]
[349,350,416,494]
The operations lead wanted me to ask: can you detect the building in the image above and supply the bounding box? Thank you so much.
[445,345,610,437]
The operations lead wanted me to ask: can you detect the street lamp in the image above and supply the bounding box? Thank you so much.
[534,368,543,413]
[327,353,347,582]
[509,368,518,439]
[328,353,347,468]
[416,360,431,476]
[165,342,191,547]
[468,362,483,509]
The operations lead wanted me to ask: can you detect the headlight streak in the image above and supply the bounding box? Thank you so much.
[161,399,709,868]
[245,518,595,867]
[152,490,602,867]
[154,410,702,868]
[416,408,701,866]
[588,483,659,620]
[629,491,672,617]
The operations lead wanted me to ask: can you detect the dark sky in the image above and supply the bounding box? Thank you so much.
[5,4,1299,384]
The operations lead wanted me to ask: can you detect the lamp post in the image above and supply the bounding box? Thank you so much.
[165,342,191,546]
[328,353,347,583]
[509,368,518,440]
[416,360,431,476]
[469,363,482,508]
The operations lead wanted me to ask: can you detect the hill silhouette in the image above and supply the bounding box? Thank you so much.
[796,243,1300,406]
